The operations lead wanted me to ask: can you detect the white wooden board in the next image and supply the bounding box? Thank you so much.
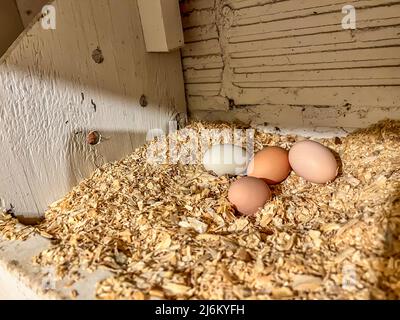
[0,0,187,216]
[137,0,184,52]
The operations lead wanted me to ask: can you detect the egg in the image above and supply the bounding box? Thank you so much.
[228,177,272,216]
[203,144,250,176]
[288,140,338,184]
[247,146,291,184]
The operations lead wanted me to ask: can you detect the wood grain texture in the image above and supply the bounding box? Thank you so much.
[181,0,400,127]
[0,0,186,216]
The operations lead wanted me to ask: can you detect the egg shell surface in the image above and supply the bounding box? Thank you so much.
[288,140,338,184]
[228,176,272,216]
[203,144,250,176]
[247,146,291,184]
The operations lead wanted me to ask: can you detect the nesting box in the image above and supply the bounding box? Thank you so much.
[0,0,399,300]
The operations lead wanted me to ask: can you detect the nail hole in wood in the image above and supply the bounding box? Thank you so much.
[92,47,104,64]
[87,131,102,146]
[140,95,148,107]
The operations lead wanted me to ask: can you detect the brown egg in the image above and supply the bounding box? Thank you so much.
[289,140,338,184]
[247,146,291,184]
[228,177,272,216]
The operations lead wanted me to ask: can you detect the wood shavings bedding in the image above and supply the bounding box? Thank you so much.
[1,120,399,300]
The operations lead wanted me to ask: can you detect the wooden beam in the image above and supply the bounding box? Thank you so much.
[138,0,184,52]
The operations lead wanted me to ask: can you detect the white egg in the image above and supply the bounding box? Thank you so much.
[202,144,250,176]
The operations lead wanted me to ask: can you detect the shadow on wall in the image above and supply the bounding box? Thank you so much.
[15,0,50,28]
[9,128,149,224]
[0,0,186,217]
[0,0,24,57]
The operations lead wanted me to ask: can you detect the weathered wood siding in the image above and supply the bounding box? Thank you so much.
[0,0,186,216]
[181,0,400,128]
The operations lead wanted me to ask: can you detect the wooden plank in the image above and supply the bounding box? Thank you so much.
[229,26,399,54]
[182,8,215,29]
[181,39,221,57]
[233,0,349,22]
[182,0,215,11]
[187,96,229,111]
[234,79,400,87]
[234,58,400,73]
[230,38,400,58]
[233,66,400,84]
[229,17,400,43]
[229,87,400,107]
[186,83,222,96]
[231,47,400,68]
[358,25,400,41]
[184,68,223,84]
[228,30,354,54]
[0,232,113,299]
[233,0,400,26]
[0,0,186,216]
[226,0,284,10]
[184,25,219,43]
[137,0,184,52]
[182,55,224,70]
[191,104,400,128]
[228,4,400,38]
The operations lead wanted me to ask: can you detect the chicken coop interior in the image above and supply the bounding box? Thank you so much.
[0,0,399,300]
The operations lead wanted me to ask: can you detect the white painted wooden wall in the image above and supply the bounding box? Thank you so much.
[181,0,400,129]
[0,0,186,216]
